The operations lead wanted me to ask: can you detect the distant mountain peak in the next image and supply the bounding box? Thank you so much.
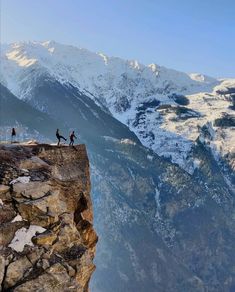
[0,40,234,173]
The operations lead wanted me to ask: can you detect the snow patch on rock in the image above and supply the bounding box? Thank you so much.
[8,225,46,252]
[120,139,136,145]
[11,215,23,222]
[10,176,30,185]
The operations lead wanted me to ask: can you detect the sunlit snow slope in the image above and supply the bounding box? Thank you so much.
[1,41,234,172]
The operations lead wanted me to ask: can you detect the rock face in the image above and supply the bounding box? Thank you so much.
[0,144,97,292]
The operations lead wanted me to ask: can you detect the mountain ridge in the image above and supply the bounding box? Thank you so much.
[1,40,234,174]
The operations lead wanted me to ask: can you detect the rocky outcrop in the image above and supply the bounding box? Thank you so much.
[0,144,97,292]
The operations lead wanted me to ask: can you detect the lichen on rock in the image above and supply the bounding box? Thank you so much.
[0,144,97,291]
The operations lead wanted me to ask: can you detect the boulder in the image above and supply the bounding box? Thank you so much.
[4,256,32,289]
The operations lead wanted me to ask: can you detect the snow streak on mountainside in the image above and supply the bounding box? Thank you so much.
[1,41,234,172]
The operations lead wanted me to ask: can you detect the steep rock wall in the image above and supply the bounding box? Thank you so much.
[0,144,97,291]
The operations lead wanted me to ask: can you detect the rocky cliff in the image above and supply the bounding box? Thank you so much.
[0,144,97,291]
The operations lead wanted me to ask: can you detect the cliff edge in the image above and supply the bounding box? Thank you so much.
[0,144,97,291]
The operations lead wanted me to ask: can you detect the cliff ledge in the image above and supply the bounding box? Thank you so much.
[0,144,97,292]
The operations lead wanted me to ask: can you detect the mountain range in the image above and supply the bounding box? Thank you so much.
[0,41,235,291]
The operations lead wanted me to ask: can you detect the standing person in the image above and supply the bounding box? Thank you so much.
[56,129,67,146]
[69,131,77,146]
[11,128,16,143]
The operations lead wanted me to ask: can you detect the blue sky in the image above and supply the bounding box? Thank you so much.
[1,0,234,77]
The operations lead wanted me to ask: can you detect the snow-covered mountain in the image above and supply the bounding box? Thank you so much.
[1,41,234,174]
[0,40,218,100]
[1,41,235,292]
[1,78,235,292]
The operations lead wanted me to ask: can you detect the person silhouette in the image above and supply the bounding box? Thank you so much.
[56,129,67,146]
[11,128,16,143]
[69,131,77,146]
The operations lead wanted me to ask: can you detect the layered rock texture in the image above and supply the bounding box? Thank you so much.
[0,144,97,291]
